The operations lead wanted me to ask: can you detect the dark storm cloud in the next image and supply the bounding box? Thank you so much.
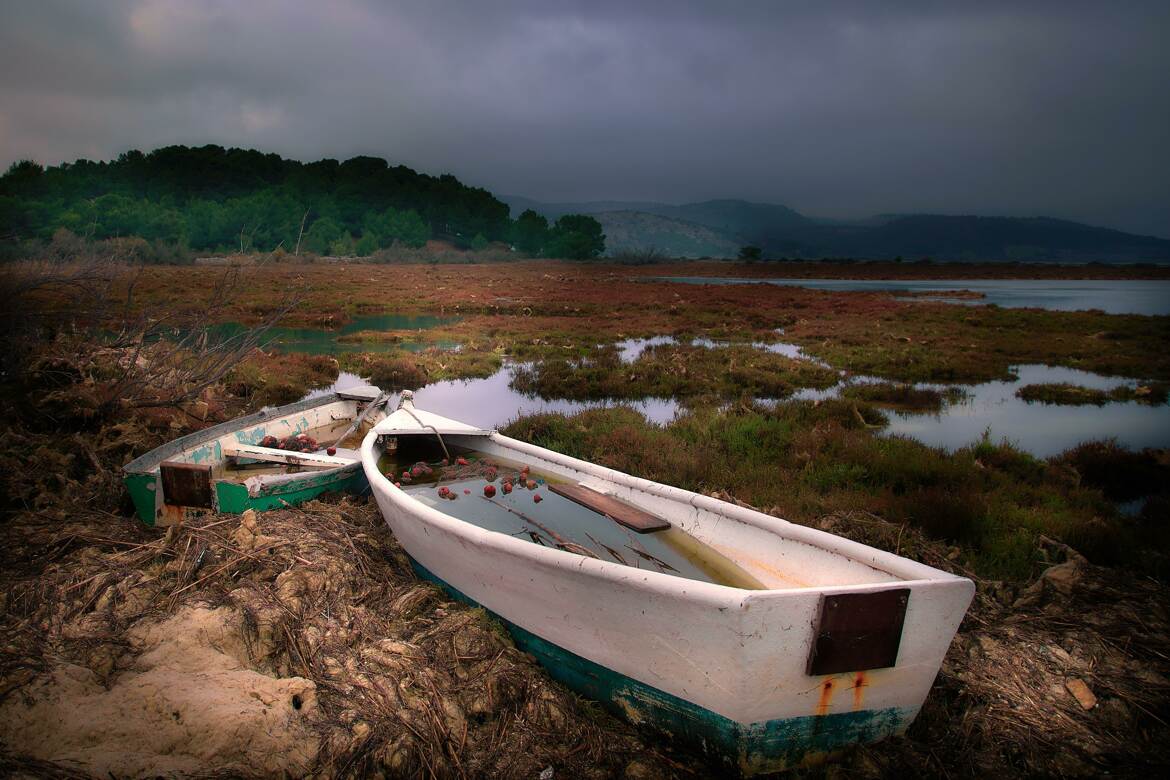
[2,0,1167,235]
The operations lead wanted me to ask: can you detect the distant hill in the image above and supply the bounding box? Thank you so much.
[591,211,741,258]
[796,215,1170,262]
[505,196,1170,262]
[503,196,810,241]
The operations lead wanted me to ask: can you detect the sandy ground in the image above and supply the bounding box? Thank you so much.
[2,605,318,776]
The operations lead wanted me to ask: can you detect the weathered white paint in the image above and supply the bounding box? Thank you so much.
[222,444,357,468]
[362,399,974,731]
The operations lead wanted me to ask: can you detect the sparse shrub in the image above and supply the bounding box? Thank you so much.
[367,356,428,392]
[1058,441,1168,501]
[891,486,988,546]
[609,247,669,264]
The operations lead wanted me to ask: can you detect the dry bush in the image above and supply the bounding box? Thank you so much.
[1,260,298,424]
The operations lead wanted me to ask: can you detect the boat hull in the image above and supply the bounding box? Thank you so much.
[410,557,913,774]
[123,462,368,525]
[362,424,973,774]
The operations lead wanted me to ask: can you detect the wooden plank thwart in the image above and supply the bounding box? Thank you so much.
[549,483,670,533]
[221,444,356,469]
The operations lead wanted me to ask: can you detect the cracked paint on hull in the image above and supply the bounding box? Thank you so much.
[409,559,912,775]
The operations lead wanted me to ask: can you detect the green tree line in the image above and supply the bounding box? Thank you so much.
[0,145,605,260]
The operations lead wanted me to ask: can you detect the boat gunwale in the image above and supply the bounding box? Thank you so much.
[361,428,971,601]
[123,392,349,475]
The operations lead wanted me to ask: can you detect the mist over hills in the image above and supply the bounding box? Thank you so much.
[503,195,1170,262]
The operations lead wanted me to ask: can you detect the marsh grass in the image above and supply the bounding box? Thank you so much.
[1017,381,1169,406]
[225,352,339,406]
[511,343,837,400]
[341,347,504,390]
[93,261,1170,385]
[842,382,967,412]
[503,404,1164,581]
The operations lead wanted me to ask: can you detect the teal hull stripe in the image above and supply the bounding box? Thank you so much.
[408,559,909,773]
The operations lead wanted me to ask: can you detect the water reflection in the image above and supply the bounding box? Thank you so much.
[406,367,680,429]
[615,335,832,368]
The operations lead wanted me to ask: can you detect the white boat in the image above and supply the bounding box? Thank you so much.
[361,392,974,774]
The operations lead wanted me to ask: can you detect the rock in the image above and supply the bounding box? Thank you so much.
[232,509,259,551]
[623,760,657,780]
[1065,678,1097,710]
[185,400,210,421]
[1042,561,1084,595]
[1015,559,1085,607]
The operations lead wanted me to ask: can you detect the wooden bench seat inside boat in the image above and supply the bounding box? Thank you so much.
[221,444,356,469]
[549,483,671,533]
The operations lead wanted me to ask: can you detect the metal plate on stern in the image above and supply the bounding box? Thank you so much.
[807,588,910,675]
[160,461,214,508]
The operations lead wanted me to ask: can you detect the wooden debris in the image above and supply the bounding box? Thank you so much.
[1065,678,1097,710]
[548,484,669,533]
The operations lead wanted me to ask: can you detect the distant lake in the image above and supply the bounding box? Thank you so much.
[652,277,1170,315]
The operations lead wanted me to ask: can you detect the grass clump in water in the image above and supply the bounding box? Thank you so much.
[225,352,340,406]
[1016,382,1169,406]
[841,382,966,412]
[342,347,503,390]
[511,343,837,400]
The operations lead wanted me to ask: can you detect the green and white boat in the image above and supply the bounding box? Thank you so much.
[123,385,389,526]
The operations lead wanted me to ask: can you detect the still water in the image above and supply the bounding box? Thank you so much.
[393,454,762,588]
[653,277,1170,316]
[310,355,1168,459]
[880,365,1170,458]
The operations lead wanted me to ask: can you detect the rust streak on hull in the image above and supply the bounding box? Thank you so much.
[816,678,835,716]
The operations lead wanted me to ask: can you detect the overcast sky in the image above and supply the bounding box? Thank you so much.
[1,1,1168,236]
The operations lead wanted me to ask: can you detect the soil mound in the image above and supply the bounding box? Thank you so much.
[1,605,318,777]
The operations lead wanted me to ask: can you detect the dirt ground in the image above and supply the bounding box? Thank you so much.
[1,486,1167,778]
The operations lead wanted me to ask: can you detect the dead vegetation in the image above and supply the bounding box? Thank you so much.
[2,487,1167,778]
[0,377,1167,777]
[805,513,1170,777]
[0,498,673,779]
[3,260,302,425]
[2,258,1168,777]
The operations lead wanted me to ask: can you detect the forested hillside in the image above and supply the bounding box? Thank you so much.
[0,146,602,259]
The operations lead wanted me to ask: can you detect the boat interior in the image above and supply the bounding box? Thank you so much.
[127,391,388,487]
[377,430,914,592]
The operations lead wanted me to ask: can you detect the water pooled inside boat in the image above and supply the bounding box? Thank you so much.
[379,447,765,589]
